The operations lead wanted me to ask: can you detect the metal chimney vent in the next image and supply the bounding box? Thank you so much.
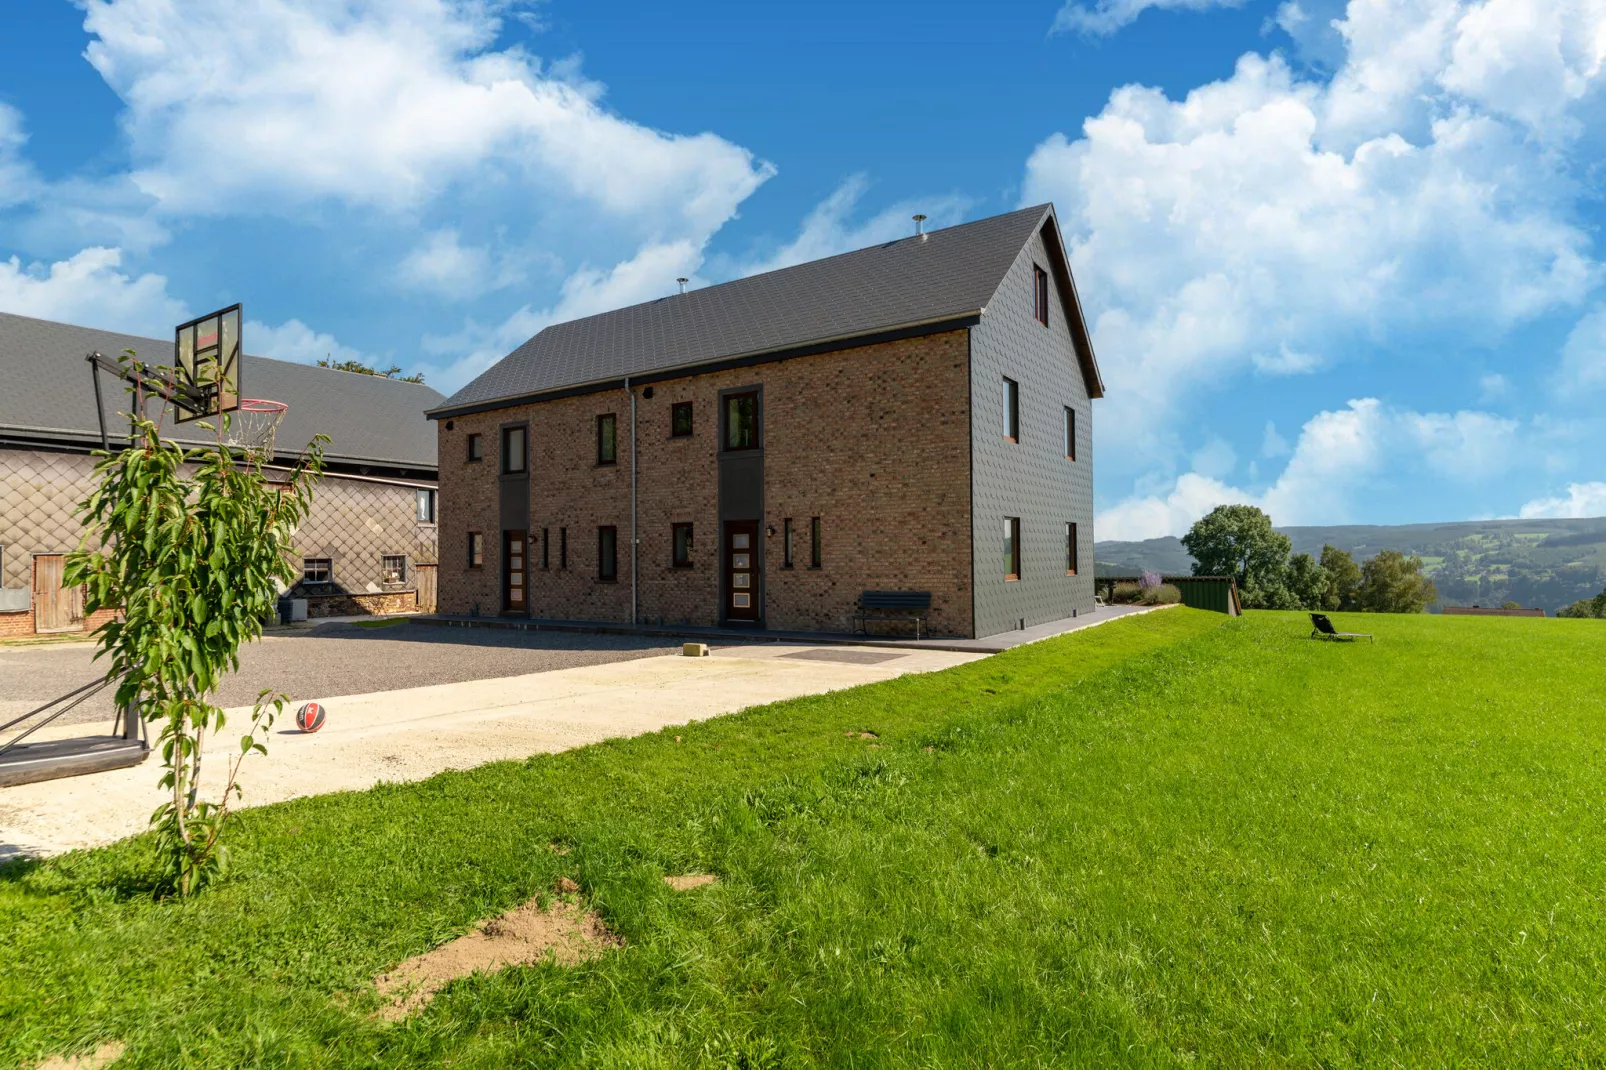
[913,213,928,237]
[676,277,688,295]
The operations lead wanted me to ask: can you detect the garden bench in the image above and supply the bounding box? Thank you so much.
[854,590,932,640]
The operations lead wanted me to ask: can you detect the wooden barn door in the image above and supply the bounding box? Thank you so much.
[414,564,437,613]
[32,554,83,633]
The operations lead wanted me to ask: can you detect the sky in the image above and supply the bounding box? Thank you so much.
[1,0,1604,540]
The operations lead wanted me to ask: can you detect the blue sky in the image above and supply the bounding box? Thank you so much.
[2,0,1604,538]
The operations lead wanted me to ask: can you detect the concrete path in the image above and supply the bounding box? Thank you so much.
[0,643,983,861]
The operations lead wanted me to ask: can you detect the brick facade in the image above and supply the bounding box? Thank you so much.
[438,331,975,636]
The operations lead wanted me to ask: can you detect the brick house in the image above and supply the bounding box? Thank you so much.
[0,312,444,637]
[428,204,1103,640]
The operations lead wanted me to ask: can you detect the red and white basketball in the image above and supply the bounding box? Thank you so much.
[295,702,326,733]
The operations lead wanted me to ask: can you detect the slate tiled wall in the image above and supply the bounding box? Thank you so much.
[968,226,1096,637]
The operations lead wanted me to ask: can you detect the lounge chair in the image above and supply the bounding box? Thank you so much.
[1309,613,1373,643]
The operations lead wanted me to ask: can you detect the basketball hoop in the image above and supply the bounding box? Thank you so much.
[222,399,288,459]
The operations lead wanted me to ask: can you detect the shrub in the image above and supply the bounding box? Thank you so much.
[1111,582,1142,604]
[1140,583,1182,606]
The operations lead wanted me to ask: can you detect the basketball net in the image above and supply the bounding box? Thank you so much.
[221,399,288,460]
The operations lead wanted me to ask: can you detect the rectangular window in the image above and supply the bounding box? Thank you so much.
[724,391,759,451]
[672,522,694,568]
[1034,265,1050,326]
[1004,517,1021,581]
[467,533,484,569]
[671,401,694,437]
[501,426,526,474]
[810,516,822,569]
[597,413,618,465]
[783,518,794,568]
[559,527,568,570]
[1003,377,1019,442]
[1066,522,1078,575]
[541,527,550,569]
[598,526,618,582]
[1064,407,1076,460]
[415,488,437,523]
[466,433,482,462]
[381,554,407,584]
[303,557,331,584]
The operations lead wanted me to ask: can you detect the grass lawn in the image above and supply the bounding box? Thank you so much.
[4,608,1606,1067]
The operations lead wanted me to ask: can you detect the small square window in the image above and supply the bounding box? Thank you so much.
[810,516,822,569]
[1003,378,1019,442]
[1004,517,1020,581]
[502,426,526,474]
[598,526,618,582]
[303,557,331,584]
[1066,522,1078,576]
[597,413,618,465]
[467,533,484,569]
[466,433,483,462]
[783,518,794,568]
[671,401,693,437]
[1034,265,1050,327]
[416,488,437,523]
[381,554,407,584]
[672,522,694,568]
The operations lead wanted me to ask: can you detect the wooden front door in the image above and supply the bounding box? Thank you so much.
[33,554,83,634]
[414,564,437,613]
[502,531,527,615]
[724,520,760,622]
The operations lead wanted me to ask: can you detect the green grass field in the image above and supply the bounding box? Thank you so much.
[4,609,1606,1067]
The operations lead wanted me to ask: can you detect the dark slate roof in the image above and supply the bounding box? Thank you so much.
[0,311,443,469]
[434,204,1094,417]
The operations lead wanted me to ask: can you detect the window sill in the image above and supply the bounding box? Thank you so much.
[1003,436,1017,444]
[596,577,619,584]
[671,564,695,570]
[1005,575,1019,583]
[1066,570,1077,577]
[595,461,618,469]
[467,565,483,570]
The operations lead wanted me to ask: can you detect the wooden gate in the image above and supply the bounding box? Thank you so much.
[414,564,437,613]
[32,554,84,633]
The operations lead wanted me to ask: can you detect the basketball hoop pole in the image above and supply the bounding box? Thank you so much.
[85,350,211,451]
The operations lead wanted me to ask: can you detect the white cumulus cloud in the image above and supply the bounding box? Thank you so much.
[1025,0,1604,467]
[1053,0,1245,37]
[0,246,186,336]
[1097,397,1523,540]
[79,0,774,237]
[1520,481,1606,518]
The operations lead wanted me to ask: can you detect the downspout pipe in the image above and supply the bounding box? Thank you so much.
[628,377,638,625]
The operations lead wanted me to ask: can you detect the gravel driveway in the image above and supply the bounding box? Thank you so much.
[0,621,678,730]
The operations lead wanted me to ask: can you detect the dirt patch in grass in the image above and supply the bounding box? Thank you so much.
[373,897,620,1020]
[35,1041,124,1069]
[664,873,718,891]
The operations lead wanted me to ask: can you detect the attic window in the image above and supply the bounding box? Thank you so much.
[1034,265,1050,327]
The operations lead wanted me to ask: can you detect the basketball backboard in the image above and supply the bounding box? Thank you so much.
[173,304,242,423]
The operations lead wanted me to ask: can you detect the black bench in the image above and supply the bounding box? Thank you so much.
[854,590,932,640]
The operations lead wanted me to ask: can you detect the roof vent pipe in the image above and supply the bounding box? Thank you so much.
[913,214,927,239]
[676,277,688,295]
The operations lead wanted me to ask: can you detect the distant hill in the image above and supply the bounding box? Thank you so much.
[1095,517,1606,614]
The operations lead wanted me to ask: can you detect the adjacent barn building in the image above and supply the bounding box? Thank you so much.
[0,312,443,637]
[428,205,1102,639]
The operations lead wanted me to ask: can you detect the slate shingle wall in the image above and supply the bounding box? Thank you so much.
[968,228,1096,637]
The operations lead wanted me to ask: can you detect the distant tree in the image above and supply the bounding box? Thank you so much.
[1356,550,1437,613]
[1500,600,1522,610]
[1318,544,1361,611]
[1285,552,1329,610]
[316,356,426,384]
[1559,586,1606,618]
[1182,505,1293,609]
